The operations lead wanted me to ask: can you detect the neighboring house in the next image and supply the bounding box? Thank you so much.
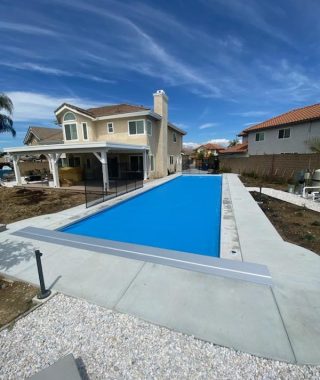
[219,142,249,158]
[24,126,63,145]
[239,103,320,155]
[194,143,224,157]
[4,90,186,188]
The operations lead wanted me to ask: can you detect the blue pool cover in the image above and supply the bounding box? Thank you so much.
[61,175,222,257]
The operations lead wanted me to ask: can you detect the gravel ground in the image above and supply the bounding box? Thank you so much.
[0,294,319,380]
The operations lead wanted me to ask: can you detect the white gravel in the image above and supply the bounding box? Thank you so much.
[0,293,319,380]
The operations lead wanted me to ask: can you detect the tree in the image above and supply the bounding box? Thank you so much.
[0,93,16,137]
[308,137,320,153]
[228,138,239,147]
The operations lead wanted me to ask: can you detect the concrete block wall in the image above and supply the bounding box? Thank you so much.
[220,153,320,179]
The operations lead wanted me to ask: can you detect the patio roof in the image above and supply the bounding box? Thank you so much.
[3,142,149,155]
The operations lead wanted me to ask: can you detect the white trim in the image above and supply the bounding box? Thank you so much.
[128,119,145,136]
[96,110,161,121]
[82,122,89,141]
[149,154,155,172]
[173,131,177,143]
[169,155,174,165]
[4,142,149,154]
[255,132,265,142]
[278,127,291,139]
[107,122,114,134]
[146,120,152,136]
[55,105,95,120]
[63,111,76,122]
[63,123,79,142]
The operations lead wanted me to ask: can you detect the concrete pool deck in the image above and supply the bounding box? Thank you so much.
[0,174,319,365]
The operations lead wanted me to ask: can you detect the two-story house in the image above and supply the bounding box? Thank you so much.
[194,143,224,158]
[239,103,320,155]
[5,90,186,189]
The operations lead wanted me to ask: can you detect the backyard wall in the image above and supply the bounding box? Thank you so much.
[19,161,50,176]
[220,153,320,179]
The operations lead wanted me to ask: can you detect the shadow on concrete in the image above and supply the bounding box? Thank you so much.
[48,275,62,290]
[0,239,35,271]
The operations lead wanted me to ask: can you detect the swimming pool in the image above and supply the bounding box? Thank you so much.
[61,175,222,257]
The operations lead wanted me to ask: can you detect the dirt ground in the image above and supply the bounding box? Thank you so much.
[251,191,320,256]
[0,276,38,328]
[0,187,85,225]
[239,174,287,191]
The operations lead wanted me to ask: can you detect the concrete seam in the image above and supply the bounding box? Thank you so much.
[270,286,298,364]
[113,262,147,309]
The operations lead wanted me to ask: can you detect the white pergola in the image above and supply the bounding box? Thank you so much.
[4,142,150,190]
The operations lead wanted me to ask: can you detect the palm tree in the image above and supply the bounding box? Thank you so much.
[0,93,16,137]
[228,138,239,147]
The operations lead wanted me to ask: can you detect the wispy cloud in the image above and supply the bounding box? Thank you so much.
[243,121,261,126]
[0,61,115,84]
[199,122,218,130]
[232,111,269,117]
[0,21,58,36]
[6,91,103,122]
[205,138,229,147]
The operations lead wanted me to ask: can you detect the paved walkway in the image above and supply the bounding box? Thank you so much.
[247,187,320,212]
[0,174,319,365]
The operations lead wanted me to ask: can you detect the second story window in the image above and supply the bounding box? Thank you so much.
[173,132,177,143]
[64,124,78,141]
[107,122,114,134]
[63,112,76,122]
[278,128,290,139]
[255,132,264,142]
[147,120,152,136]
[129,120,144,135]
[82,122,88,140]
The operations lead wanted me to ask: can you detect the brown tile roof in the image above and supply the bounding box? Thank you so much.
[196,143,224,151]
[55,103,149,118]
[24,126,63,145]
[87,103,149,117]
[242,103,320,134]
[220,142,248,154]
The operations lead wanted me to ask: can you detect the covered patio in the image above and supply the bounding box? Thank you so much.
[4,142,150,191]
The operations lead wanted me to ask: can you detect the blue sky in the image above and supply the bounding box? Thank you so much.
[1,0,320,149]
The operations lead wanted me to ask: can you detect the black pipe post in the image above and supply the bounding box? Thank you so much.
[35,250,51,299]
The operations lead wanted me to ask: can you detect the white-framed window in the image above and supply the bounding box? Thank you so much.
[63,112,76,122]
[169,155,174,165]
[150,154,154,171]
[128,120,144,135]
[146,120,152,136]
[82,122,88,140]
[173,132,177,143]
[64,124,78,141]
[278,128,290,139]
[255,132,264,142]
[107,122,114,134]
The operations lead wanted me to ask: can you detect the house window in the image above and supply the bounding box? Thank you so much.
[82,122,88,140]
[130,155,143,171]
[150,155,154,171]
[173,132,177,143]
[128,120,144,135]
[255,132,264,142]
[107,122,114,134]
[278,128,290,139]
[169,155,174,165]
[68,156,81,167]
[64,124,78,141]
[147,120,152,136]
[63,112,76,122]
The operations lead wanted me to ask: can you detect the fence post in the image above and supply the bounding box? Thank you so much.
[34,250,51,299]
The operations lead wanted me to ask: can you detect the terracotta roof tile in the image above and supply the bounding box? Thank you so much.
[196,143,224,151]
[242,103,320,134]
[220,142,248,154]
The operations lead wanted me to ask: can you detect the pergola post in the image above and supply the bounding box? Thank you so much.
[143,150,148,180]
[93,150,109,191]
[12,154,22,185]
[47,153,61,188]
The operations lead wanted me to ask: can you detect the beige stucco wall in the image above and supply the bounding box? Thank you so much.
[167,127,182,173]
